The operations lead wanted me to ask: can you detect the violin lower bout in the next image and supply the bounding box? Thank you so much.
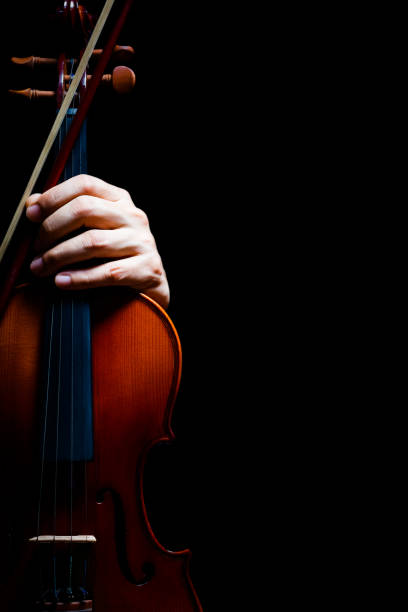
[0,285,201,611]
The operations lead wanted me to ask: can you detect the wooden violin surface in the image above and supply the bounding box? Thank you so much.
[0,3,202,609]
[0,285,201,611]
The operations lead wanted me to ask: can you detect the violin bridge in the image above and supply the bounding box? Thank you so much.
[29,535,96,543]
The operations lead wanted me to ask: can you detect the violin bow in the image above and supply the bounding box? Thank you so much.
[0,0,134,314]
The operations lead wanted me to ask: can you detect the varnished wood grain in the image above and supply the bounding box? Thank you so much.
[0,285,202,611]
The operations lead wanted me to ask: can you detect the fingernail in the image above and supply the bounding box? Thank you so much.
[55,274,71,287]
[30,257,44,274]
[26,203,42,222]
[26,193,41,206]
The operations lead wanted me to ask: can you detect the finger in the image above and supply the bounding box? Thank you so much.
[24,193,43,222]
[34,196,132,252]
[26,174,126,221]
[30,228,143,277]
[54,254,165,292]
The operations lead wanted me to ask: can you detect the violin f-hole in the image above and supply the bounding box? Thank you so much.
[96,487,154,586]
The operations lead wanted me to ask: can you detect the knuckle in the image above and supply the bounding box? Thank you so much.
[41,188,57,211]
[129,232,155,255]
[41,217,54,235]
[143,233,156,249]
[144,254,164,285]
[82,230,103,251]
[151,253,163,275]
[132,207,149,225]
[119,188,131,200]
[106,264,125,282]
[91,230,107,249]
[43,248,59,267]
[78,174,94,192]
[71,196,92,219]
[77,269,91,286]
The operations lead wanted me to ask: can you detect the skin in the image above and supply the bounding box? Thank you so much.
[25,174,170,309]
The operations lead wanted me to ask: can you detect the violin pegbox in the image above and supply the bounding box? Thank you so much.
[9,45,136,101]
[91,45,136,94]
[8,1,136,104]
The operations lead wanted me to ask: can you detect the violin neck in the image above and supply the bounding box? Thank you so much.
[59,109,88,177]
[40,111,94,463]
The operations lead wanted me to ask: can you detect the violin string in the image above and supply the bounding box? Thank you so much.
[50,117,63,600]
[36,303,55,541]
[70,297,74,593]
[75,73,90,555]
[68,60,76,595]
[36,80,65,548]
[47,297,63,600]
[53,300,63,544]
[69,58,75,553]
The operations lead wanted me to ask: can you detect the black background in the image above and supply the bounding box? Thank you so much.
[0,2,379,609]
[0,2,262,608]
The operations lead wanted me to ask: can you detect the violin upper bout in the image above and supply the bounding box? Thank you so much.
[91,288,181,439]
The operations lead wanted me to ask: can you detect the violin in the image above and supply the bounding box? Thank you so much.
[0,2,202,610]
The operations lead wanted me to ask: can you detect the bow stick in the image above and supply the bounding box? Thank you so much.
[0,0,134,315]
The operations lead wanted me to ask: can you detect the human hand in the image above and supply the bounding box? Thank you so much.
[26,174,170,309]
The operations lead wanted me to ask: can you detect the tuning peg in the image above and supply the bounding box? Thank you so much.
[8,88,55,100]
[64,66,136,94]
[104,65,136,94]
[10,66,135,101]
[93,45,135,64]
[11,56,57,68]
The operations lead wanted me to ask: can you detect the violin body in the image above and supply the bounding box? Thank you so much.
[0,284,201,610]
[0,2,202,609]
